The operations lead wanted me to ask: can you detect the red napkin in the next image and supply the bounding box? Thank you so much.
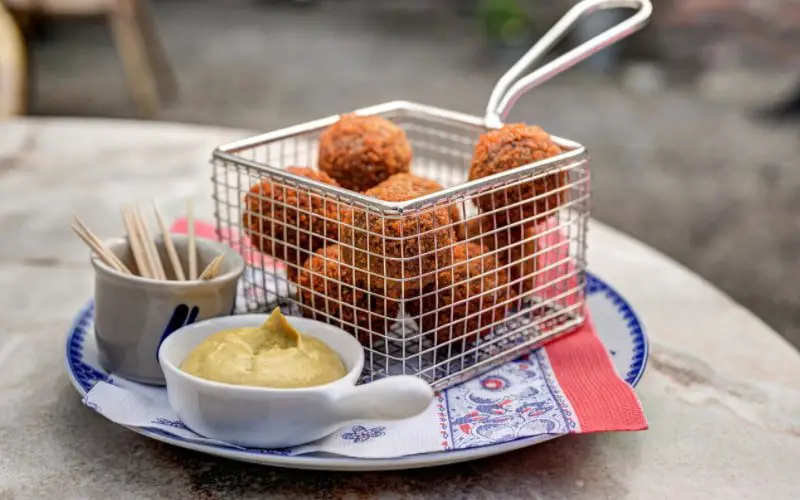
[170,218,647,434]
[534,217,647,432]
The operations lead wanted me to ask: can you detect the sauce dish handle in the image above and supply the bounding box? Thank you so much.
[331,376,434,421]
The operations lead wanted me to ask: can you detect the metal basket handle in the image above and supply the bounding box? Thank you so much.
[484,0,653,127]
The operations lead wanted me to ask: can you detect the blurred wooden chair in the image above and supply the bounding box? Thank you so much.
[4,0,178,118]
[0,2,26,119]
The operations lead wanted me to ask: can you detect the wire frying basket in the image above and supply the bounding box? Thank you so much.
[211,0,652,390]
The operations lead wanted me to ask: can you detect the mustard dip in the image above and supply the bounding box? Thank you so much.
[180,308,347,388]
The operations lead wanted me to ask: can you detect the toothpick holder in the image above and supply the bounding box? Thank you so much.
[91,235,245,385]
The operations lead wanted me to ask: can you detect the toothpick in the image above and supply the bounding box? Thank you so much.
[152,201,185,281]
[121,205,152,278]
[199,254,225,280]
[70,221,130,275]
[133,206,166,280]
[72,217,131,275]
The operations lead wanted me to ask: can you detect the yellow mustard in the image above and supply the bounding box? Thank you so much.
[180,308,346,388]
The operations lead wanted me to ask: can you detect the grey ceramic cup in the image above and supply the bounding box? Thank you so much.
[92,235,245,385]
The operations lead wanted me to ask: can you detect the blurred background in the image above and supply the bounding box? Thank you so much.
[2,0,799,348]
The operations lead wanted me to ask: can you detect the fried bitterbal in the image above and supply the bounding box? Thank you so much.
[468,124,567,226]
[318,114,412,192]
[339,180,456,300]
[295,245,399,343]
[372,172,462,226]
[458,214,539,299]
[243,166,341,281]
[406,242,514,345]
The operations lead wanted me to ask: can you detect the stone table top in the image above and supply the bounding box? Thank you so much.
[1,117,799,500]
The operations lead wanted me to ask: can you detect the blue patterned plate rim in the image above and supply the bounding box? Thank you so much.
[65,271,648,471]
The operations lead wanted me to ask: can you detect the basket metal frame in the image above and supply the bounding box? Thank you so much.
[211,101,589,390]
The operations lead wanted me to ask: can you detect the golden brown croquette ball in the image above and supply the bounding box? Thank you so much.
[457,214,539,299]
[243,166,341,280]
[317,114,412,192]
[375,172,443,194]
[296,245,399,344]
[406,242,514,346]
[373,172,462,226]
[339,181,455,300]
[468,124,567,226]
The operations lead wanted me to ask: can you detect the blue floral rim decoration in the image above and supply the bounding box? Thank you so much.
[585,273,648,386]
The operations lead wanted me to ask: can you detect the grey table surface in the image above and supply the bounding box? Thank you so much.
[1,118,799,500]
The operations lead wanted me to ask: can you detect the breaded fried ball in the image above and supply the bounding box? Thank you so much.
[376,172,442,194]
[340,181,455,300]
[468,124,567,225]
[296,245,399,344]
[406,242,514,345]
[243,166,341,281]
[318,114,412,192]
[458,214,539,299]
[373,172,462,226]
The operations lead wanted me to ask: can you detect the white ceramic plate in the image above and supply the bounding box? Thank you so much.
[65,272,647,471]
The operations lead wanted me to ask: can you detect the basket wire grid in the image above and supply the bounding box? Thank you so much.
[210,0,652,390]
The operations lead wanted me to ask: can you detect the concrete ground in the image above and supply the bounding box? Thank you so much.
[24,0,800,349]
